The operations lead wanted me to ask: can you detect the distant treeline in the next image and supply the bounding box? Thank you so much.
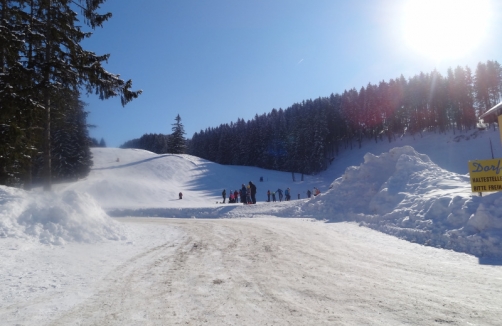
[187,60,502,174]
[120,134,171,153]
[120,115,187,154]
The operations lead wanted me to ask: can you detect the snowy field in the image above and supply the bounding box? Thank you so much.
[1,128,502,325]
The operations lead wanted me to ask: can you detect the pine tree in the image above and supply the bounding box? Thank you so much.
[50,92,93,181]
[168,114,186,154]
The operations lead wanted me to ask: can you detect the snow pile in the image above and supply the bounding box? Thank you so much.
[0,186,125,245]
[299,146,502,257]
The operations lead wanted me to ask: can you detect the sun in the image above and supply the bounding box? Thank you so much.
[402,0,491,61]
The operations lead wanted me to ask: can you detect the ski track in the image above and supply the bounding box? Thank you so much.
[41,217,502,326]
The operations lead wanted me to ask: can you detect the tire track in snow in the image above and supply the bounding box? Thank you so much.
[50,217,502,325]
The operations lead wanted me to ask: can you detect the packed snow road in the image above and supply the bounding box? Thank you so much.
[50,217,501,325]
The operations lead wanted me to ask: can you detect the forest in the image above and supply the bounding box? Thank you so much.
[0,0,140,188]
[187,61,502,175]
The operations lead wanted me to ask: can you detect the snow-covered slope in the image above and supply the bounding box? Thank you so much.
[56,147,323,209]
[57,128,502,209]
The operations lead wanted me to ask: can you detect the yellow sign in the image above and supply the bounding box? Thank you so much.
[468,159,502,192]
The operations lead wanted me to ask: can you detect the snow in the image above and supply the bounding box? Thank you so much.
[1,128,502,324]
[0,188,124,245]
[292,145,502,257]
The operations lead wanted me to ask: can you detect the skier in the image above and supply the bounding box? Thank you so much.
[241,184,247,204]
[249,181,257,204]
[179,192,183,199]
[271,191,276,202]
[267,190,271,202]
[234,190,239,203]
[285,188,290,201]
[276,188,283,202]
[222,189,226,203]
[307,189,312,198]
[246,184,252,204]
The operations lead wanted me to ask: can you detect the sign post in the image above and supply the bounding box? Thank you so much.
[498,115,502,144]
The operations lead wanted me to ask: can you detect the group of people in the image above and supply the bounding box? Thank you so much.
[222,181,257,205]
[222,183,321,204]
[306,187,321,198]
[265,187,292,202]
[187,185,321,202]
[266,187,321,202]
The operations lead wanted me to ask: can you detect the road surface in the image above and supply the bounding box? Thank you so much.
[50,217,502,325]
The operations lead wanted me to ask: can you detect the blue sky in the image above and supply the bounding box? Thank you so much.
[82,0,502,147]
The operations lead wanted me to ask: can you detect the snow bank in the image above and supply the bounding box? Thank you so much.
[0,186,125,245]
[299,146,502,257]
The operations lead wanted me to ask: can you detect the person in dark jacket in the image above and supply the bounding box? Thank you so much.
[240,184,247,204]
[276,188,283,202]
[222,189,226,203]
[249,181,257,204]
[267,190,271,202]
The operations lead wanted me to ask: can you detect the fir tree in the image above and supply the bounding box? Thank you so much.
[50,92,93,181]
[169,114,186,154]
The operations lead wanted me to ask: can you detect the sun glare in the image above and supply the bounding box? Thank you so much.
[402,0,491,61]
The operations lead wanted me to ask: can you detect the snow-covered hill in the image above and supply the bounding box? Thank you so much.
[56,147,320,209]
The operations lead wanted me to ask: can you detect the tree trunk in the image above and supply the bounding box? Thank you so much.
[24,0,35,190]
[1,0,6,75]
[43,0,52,191]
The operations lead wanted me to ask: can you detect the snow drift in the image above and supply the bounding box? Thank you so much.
[299,146,502,257]
[0,186,125,245]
